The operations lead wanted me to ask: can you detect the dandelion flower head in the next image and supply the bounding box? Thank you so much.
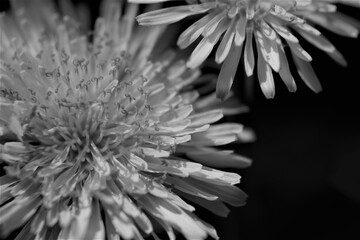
[0,0,253,239]
[133,0,360,99]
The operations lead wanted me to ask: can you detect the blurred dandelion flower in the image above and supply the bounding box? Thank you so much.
[0,0,253,239]
[133,0,360,99]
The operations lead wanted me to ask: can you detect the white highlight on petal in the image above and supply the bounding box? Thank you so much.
[244,28,255,77]
[256,41,275,99]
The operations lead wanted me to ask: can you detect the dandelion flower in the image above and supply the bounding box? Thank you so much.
[0,0,253,239]
[133,0,360,99]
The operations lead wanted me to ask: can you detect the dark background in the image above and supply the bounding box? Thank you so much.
[1,1,360,240]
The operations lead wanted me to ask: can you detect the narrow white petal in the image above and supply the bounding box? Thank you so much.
[268,17,299,43]
[177,12,218,49]
[256,46,275,99]
[65,197,92,240]
[133,212,153,234]
[186,178,247,207]
[168,177,219,201]
[287,41,312,62]
[83,200,105,240]
[180,192,230,217]
[215,17,237,63]
[186,147,252,169]
[296,30,347,66]
[292,54,322,93]
[216,43,243,100]
[255,30,280,72]
[277,41,297,92]
[203,11,226,37]
[167,192,196,212]
[104,205,136,239]
[189,109,224,127]
[0,197,41,237]
[189,213,219,240]
[244,29,255,76]
[136,4,214,26]
[187,19,228,68]
[234,12,247,46]
[139,196,207,240]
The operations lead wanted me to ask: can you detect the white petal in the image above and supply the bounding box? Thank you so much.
[244,29,255,76]
[83,200,105,240]
[133,212,153,234]
[147,181,170,199]
[203,11,226,37]
[104,205,136,239]
[256,47,275,99]
[179,192,230,217]
[292,54,322,93]
[270,5,305,24]
[186,178,247,207]
[259,20,277,40]
[268,18,299,43]
[187,18,229,68]
[0,197,41,237]
[189,109,223,127]
[167,177,219,201]
[167,192,196,212]
[141,147,170,158]
[296,30,347,66]
[187,34,221,68]
[126,153,148,170]
[277,41,297,92]
[215,18,237,63]
[190,168,241,186]
[234,11,247,46]
[287,41,312,62]
[136,4,214,26]
[177,12,217,49]
[255,30,280,72]
[186,147,252,168]
[189,213,219,240]
[139,196,207,239]
[63,197,92,240]
[146,156,202,177]
[216,43,243,100]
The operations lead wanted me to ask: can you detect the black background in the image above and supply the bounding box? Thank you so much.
[1,1,360,239]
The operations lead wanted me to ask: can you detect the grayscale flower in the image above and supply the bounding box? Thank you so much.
[133,0,360,99]
[0,0,253,239]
